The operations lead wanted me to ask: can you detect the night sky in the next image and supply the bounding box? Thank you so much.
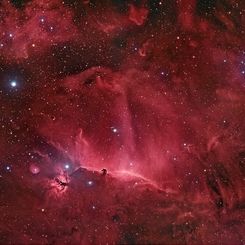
[0,0,245,244]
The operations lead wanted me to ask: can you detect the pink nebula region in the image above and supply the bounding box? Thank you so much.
[0,0,245,244]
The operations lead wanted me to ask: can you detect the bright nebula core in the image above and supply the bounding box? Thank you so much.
[0,0,245,244]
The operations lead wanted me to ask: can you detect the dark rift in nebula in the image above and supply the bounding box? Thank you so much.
[0,0,244,244]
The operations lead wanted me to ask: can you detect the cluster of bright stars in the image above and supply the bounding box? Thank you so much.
[0,16,55,50]
[241,60,245,75]
[223,57,245,75]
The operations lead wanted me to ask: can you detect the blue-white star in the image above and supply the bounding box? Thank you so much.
[10,80,17,88]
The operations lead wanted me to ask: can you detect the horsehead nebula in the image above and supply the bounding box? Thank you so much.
[0,0,244,244]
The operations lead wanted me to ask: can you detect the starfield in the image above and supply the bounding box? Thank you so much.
[0,0,244,244]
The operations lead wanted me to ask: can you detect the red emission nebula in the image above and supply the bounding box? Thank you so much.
[0,0,245,244]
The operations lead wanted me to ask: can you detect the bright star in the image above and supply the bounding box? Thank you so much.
[10,80,17,88]
[64,164,70,169]
[87,180,93,186]
[111,127,118,133]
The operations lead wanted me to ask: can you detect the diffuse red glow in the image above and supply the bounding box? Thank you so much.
[0,0,244,244]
